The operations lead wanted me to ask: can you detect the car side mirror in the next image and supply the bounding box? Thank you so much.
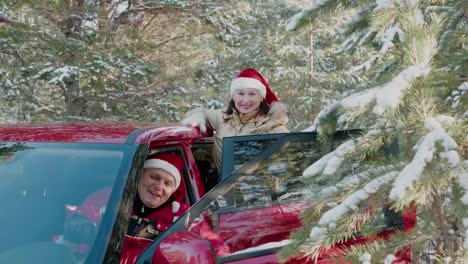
[151,231,217,264]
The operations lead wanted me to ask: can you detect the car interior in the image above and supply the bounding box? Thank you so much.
[191,143,218,192]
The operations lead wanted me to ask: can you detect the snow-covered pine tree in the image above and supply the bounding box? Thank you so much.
[280,0,467,262]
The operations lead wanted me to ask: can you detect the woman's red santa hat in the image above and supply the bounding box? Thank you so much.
[230,68,279,105]
[143,153,184,190]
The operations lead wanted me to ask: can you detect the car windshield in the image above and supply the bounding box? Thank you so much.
[0,142,132,263]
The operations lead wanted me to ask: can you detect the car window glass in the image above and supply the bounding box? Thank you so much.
[220,133,287,180]
[0,142,130,263]
[191,143,218,192]
[231,139,277,171]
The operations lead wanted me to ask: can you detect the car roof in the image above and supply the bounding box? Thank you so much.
[0,121,204,144]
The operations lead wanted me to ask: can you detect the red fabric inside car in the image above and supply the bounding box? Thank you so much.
[217,201,309,253]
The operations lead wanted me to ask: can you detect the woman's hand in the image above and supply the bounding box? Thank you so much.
[182,108,207,133]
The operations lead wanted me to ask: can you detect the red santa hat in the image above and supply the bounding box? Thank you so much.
[143,153,184,190]
[230,68,279,105]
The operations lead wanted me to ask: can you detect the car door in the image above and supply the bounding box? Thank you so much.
[136,131,366,263]
[137,130,409,263]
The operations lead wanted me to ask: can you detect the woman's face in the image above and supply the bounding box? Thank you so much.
[232,88,263,114]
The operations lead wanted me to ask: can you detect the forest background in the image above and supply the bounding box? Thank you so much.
[1,0,366,130]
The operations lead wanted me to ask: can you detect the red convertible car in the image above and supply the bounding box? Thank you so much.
[0,122,413,263]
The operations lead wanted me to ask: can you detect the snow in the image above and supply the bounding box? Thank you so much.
[336,31,363,53]
[384,254,397,264]
[82,15,98,34]
[319,171,368,197]
[374,0,394,11]
[389,117,458,200]
[447,82,467,109]
[32,66,55,79]
[229,240,291,255]
[95,59,115,72]
[359,252,372,264]
[351,23,402,73]
[440,150,460,166]
[309,226,327,241]
[304,64,431,132]
[309,171,398,240]
[439,11,463,49]
[373,65,430,114]
[454,160,468,204]
[286,0,330,32]
[340,89,376,110]
[110,1,129,19]
[303,103,339,132]
[47,66,80,88]
[302,152,333,177]
[302,139,356,177]
[322,156,344,175]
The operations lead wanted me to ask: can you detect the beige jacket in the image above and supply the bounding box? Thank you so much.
[185,103,289,172]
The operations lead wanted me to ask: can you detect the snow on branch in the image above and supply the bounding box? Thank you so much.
[374,0,395,12]
[309,171,398,241]
[110,2,190,28]
[335,31,365,53]
[446,81,467,109]
[286,0,330,32]
[303,139,357,178]
[304,64,431,132]
[318,164,403,198]
[453,159,468,250]
[350,23,402,73]
[436,10,462,50]
[454,160,468,205]
[372,65,430,114]
[41,66,81,92]
[0,14,29,28]
[389,116,459,201]
[303,103,340,133]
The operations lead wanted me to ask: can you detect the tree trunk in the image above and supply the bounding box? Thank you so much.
[62,0,87,117]
[308,24,314,84]
[432,189,461,260]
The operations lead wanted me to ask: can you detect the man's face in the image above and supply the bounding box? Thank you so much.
[138,168,176,208]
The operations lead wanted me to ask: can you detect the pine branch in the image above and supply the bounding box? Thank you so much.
[0,14,29,29]
[439,10,464,50]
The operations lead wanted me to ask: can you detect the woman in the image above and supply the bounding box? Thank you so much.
[182,68,289,173]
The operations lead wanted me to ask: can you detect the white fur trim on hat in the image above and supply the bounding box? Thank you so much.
[230,77,266,98]
[144,159,181,189]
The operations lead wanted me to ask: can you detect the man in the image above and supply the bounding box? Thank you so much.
[120,153,189,263]
[60,153,189,263]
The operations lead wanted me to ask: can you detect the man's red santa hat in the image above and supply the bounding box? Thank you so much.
[143,153,184,190]
[230,68,279,105]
